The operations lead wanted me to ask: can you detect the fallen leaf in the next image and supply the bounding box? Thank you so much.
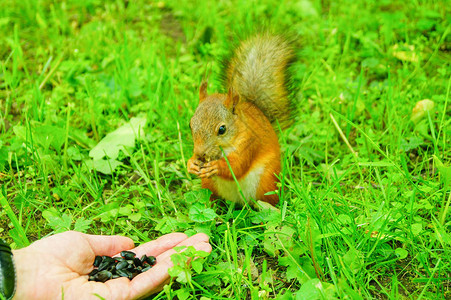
[392,44,419,62]
[89,117,146,160]
[411,99,434,123]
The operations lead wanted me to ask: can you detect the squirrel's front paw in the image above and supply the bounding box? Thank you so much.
[187,157,202,176]
[199,161,219,178]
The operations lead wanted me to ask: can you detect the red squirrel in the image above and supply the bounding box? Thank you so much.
[187,33,296,206]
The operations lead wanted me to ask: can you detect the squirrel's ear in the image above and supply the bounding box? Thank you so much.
[225,88,240,112]
[199,81,208,103]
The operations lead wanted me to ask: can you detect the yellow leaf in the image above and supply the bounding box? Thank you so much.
[411,99,434,123]
[392,44,419,62]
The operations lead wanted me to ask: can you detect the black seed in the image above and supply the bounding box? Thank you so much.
[89,269,99,276]
[102,263,115,271]
[117,269,131,278]
[133,257,142,267]
[102,256,115,263]
[145,256,156,265]
[116,260,129,270]
[140,255,148,263]
[93,256,103,267]
[99,256,116,271]
[95,270,113,283]
[98,261,109,271]
[91,252,157,282]
[126,263,136,271]
[126,259,134,265]
[120,251,136,260]
[98,256,113,267]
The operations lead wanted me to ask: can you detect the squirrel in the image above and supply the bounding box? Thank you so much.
[187,33,296,206]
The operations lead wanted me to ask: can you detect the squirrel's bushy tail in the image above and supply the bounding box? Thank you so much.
[224,33,296,130]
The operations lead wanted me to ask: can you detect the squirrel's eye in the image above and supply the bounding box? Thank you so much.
[218,125,226,135]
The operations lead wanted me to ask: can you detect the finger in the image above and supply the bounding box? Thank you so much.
[129,234,212,299]
[200,165,216,172]
[206,170,218,177]
[84,234,135,257]
[199,169,217,178]
[199,168,211,175]
[202,161,217,168]
[128,253,173,299]
[188,162,201,173]
[188,166,200,174]
[78,277,132,300]
[126,232,188,258]
[103,277,134,299]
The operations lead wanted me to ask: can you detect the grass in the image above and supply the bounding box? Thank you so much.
[1,0,450,299]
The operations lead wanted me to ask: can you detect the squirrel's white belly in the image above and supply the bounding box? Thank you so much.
[213,166,265,205]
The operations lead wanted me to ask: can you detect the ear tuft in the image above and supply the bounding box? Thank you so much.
[199,81,208,103]
[224,88,240,111]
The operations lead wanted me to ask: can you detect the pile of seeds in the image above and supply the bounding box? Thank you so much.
[88,250,157,282]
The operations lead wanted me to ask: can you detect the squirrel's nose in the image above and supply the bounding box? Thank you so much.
[194,147,206,162]
[196,154,208,163]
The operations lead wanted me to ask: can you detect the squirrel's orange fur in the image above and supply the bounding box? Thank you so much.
[187,33,295,206]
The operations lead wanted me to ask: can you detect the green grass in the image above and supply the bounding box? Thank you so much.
[1,0,450,299]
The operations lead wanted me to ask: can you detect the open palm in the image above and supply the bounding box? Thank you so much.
[12,231,211,300]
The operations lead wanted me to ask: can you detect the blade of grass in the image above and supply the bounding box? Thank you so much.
[0,191,29,247]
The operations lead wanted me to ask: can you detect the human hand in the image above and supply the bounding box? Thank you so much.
[12,231,211,300]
